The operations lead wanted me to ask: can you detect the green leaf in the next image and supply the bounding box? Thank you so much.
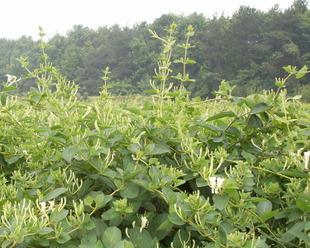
[225,126,241,137]
[281,170,309,178]
[250,103,270,114]
[260,210,280,222]
[281,222,309,243]
[296,65,308,79]
[101,209,120,221]
[4,155,21,164]
[84,217,96,231]
[85,192,113,209]
[206,111,236,121]
[196,177,208,187]
[213,135,225,143]
[0,93,7,106]
[1,240,12,248]
[2,85,17,92]
[62,145,78,163]
[41,187,67,202]
[283,65,295,74]
[124,107,141,115]
[241,151,257,163]
[213,194,229,210]
[296,194,310,212]
[97,194,113,208]
[162,187,177,204]
[247,114,263,128]
[200,123,223,132]
[38,227,54,235]
[127,228,157,248]
[168,212,185,225]
[218,222,233,244]
[186,59,196,64]
[145,143,170,155]
[92,218,108,238]
[128,143,141,153]
[296,73,306,79]
[172,230,190,248]
[57,232,71,244]
[254,238,269,248]
[101,227,122,247]
[115,241,135,248]
[256,200,272,216]
[144,89,158,94]
[149,214,174,240]
[50,209,69,222]
[80,234,103,248]
[120,183,140,199]
[275,79,285,88]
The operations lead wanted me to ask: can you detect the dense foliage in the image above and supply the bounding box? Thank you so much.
[0,22,309,248]
[0,0,309,99]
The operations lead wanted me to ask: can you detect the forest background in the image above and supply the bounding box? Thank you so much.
[0,0,309,100]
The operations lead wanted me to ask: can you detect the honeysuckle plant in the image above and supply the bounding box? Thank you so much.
[0,25,309,248]
[305,151,310,170]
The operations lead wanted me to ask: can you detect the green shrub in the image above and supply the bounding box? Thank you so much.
[0,25,309,248]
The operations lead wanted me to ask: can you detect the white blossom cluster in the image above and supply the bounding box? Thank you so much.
[208,176,225,194]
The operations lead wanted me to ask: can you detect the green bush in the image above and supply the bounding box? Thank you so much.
[0,25,309,248]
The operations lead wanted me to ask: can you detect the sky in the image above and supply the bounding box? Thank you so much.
[0,0,295,39]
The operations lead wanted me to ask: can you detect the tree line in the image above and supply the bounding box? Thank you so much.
[0,0,309,100]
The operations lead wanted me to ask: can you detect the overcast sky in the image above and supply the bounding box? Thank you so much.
[0,0,295,39]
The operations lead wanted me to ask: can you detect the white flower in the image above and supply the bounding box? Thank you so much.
[39,201,46,212]
[305,151,310,170]
[140,215,149,232]
[5,74,16,82]
[38,200,55,213]
[208,176,225,194]
[5,74,20,86]
[48,200,55,211]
